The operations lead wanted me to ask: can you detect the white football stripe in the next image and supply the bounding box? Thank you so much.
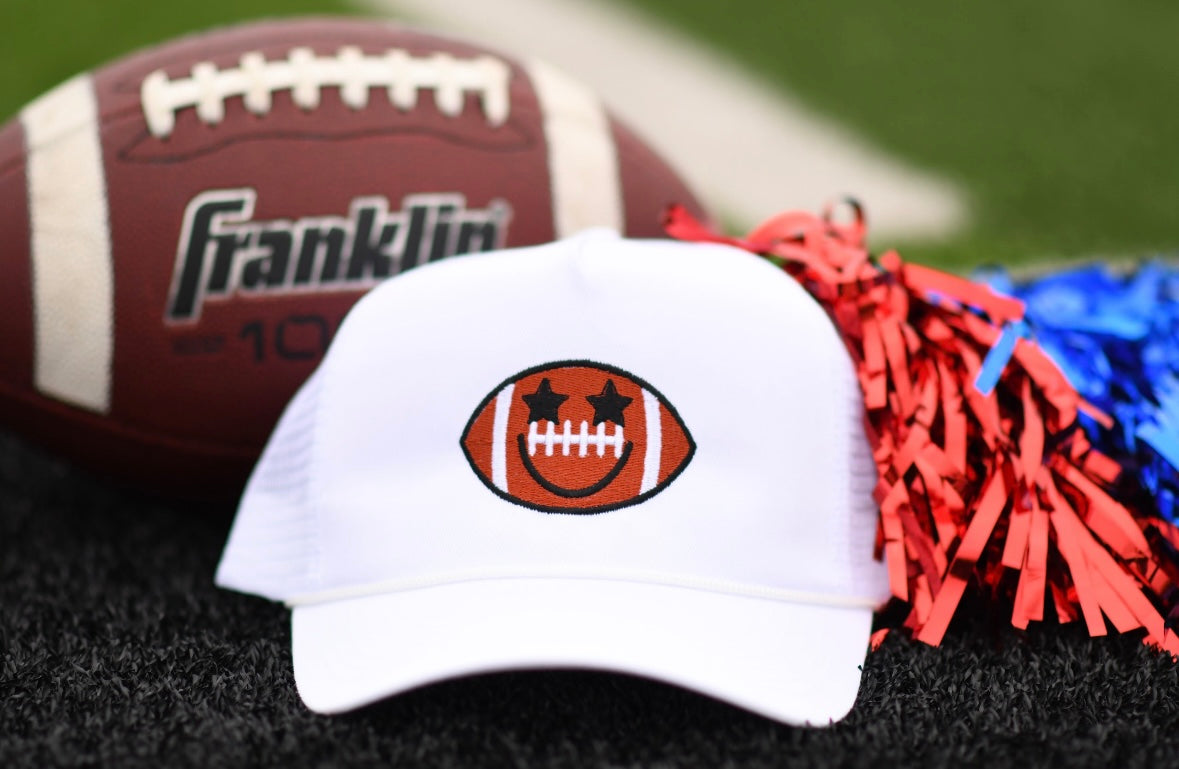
[21,74,114,414]
[524,58,623,238]
[491,383,515,492]
[639,388,662,494]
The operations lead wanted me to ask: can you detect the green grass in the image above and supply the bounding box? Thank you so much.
[0,0,359,119]
[619,0,1179,269]
[3,0,1175,270]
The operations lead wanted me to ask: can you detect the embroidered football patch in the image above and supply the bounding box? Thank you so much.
[460,361,695,514]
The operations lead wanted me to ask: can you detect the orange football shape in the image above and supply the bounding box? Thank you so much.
[460,360,695,514]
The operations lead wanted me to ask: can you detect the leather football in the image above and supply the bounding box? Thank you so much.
[0,17,710,495]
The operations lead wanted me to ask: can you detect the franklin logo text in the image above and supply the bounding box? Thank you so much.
[166,189,512,322]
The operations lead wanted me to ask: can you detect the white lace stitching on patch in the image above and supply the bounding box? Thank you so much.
[527,420,626,458]
[140,46,512,137]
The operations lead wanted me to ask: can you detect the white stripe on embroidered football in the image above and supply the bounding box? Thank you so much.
[639,388,662,494]
[491,383,515,492]
[21,74,114,414]
[525,58,623,238]
[527,420,624,458]
[140,46,512,138]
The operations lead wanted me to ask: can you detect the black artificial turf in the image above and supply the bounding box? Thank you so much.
[3,432,1179,768]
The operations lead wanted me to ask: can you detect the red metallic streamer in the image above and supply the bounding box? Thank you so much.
[665,202,1179,652]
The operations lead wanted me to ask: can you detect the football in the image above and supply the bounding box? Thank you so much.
[460,360,695,514]
[0,17,710,495]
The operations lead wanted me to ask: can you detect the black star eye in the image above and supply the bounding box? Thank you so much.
[521,378,568,423]
[586,380,633,426]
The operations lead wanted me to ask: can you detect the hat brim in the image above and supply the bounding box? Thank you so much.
[291,577,876,726]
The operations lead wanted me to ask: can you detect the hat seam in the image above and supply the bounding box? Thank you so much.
[304,354,332,593]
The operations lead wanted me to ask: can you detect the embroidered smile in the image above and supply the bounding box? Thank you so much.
[516,376,636,497]
[517,425,634,497]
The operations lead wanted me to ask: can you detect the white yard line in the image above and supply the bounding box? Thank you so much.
[354,0,966,241]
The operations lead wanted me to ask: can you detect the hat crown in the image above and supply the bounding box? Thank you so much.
[218,232,885,609]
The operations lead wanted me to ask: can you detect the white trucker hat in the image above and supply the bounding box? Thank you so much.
[215,229,889,725]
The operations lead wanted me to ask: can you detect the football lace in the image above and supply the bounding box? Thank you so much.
[140,46,512,138]
[527,420,627,458]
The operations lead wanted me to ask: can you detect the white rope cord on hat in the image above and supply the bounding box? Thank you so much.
[285,567,884,611]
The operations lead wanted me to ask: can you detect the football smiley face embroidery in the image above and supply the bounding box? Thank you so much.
[460,361,695,514]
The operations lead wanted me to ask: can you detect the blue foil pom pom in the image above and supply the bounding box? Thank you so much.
[977,261,1179,522]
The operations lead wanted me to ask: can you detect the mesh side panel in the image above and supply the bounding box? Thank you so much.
[214,367,325,601]
[845,371,888,599]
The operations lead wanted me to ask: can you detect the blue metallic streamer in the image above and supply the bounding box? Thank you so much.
[974,319,1028,396]
[977,261,1179,522]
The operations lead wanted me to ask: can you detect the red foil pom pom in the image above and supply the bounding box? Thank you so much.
[666,202,1179,652]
